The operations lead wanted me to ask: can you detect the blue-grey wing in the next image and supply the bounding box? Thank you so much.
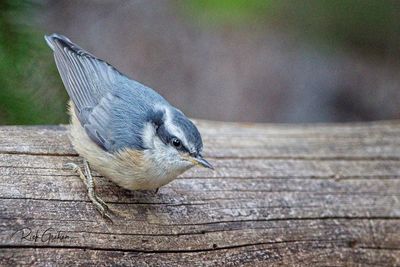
[45,33,168,152]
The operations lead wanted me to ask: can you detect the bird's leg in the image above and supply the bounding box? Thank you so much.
[83,160,111,219]
[65,162,88,186]
[154,188,159,194]
[66,160,111,220]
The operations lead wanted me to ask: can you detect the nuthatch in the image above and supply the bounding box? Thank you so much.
[45,33,213,218]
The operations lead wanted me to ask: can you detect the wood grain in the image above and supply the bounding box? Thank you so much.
[0,121,399,266]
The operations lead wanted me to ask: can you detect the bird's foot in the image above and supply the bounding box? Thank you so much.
[65,161,112,221]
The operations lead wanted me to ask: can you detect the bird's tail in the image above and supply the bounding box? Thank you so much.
[44,33,73,51]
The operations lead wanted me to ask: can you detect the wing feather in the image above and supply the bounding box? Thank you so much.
[45,33,169,152]
[45,34,125,150]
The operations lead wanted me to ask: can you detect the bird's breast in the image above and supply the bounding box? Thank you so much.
[69,101,182,190]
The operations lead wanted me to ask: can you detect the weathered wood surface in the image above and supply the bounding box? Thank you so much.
[0,121,399,266]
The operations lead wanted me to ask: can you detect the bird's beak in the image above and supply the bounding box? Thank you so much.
[193,155,214,170]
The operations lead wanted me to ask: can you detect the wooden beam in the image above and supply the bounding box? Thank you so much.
[0,121,399,266]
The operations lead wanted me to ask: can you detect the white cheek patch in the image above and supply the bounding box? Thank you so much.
[142,120,180,159]
[144,128,191,173]
[142,122,156,149]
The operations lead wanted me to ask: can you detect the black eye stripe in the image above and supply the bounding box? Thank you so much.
[170,137,193,153]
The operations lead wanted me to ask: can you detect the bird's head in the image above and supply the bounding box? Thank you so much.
[143,107,213,173]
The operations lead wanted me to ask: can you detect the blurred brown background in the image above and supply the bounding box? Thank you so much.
[1,0,399,124]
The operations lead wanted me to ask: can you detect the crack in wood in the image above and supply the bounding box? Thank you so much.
[0,239,350,254]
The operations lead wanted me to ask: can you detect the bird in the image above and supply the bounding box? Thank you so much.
[44,33,213,218]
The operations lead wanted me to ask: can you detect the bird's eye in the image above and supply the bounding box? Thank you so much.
[171,138,182,148]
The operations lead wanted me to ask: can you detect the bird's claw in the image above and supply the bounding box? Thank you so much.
[91,195,112,221]
[65,162,80,172]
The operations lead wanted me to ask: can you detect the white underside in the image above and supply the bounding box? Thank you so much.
[68,102,193,190]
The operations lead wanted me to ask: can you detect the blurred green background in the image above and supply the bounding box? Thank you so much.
[0,0,68,124]
[0,0,399,124]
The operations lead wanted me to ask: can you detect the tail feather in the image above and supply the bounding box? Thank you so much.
[44,33,73,51]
